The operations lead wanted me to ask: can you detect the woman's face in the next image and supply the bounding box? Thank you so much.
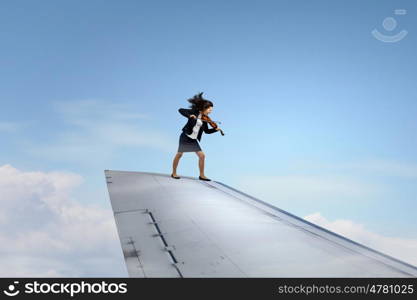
[202,106,213,115]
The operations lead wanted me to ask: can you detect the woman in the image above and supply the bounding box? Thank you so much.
[171,92,221,181]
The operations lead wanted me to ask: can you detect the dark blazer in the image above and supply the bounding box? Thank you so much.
[178,108,217,142]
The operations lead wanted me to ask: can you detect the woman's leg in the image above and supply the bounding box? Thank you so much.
[172,152,183,176]
[196,151,207,178]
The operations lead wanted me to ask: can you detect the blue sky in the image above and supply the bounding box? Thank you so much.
[0,0,416,275]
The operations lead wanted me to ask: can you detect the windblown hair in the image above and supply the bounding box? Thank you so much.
[186,92,213,112]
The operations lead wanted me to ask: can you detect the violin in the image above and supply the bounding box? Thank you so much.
[200,114,225,136]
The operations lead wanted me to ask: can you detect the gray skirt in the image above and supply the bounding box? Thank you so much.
[178,132,202,152]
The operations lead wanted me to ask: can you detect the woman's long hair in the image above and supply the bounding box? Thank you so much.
[187,92,213,112]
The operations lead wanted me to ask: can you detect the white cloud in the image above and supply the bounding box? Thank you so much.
[304,212,417,267]
[236,174,382,202]
[21,99,175,164]
[236,158,417,203]
[0,164,126,277]
[52,98,151,124]
[292,158,417,178]
[0,121,20,133]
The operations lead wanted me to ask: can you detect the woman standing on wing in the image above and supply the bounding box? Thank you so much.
[171,92,222,181]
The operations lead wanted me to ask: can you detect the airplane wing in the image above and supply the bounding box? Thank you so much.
[104,170,417,278]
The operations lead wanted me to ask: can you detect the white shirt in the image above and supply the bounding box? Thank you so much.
[186,112,203,139]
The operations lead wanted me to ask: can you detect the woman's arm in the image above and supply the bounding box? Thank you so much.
[178,108,193,118]
[202,121,217,134]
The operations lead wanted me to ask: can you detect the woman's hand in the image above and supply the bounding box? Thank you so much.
[215,127,221,131]
[189,114,197,119]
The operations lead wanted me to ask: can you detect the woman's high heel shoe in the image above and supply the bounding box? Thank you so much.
[199,176,211,181]
[171,174,180,179]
